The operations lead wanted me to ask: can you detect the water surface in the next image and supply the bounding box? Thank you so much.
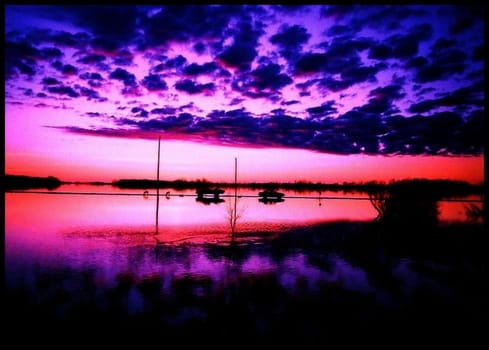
[5,185,486,336]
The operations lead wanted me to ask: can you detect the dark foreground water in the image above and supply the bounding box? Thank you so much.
[4,187,487,341]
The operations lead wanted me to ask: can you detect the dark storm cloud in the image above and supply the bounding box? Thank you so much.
[381,111,482,155]
[269,24,311,59]
[295,36,374,77]
[42,77,61,85]
[126,113,196,132]
[80,72,103,81]
[151,107,177,115]
[315,63,386,92]
[175,79,215,94]
[49,61,79,76]
[47,85,80,98]
[341,85,405,119]
[408,81,484,113]
[354,6,426,31]
[193,42,206,55]
[327,111,385,154]
[5,41,40,77]
[414,86,436,97]
[248,63,293,90]
[405,56,428,69]
[67,5,139,44]
[77,54,106,65]
[109,68,137,87]
[90,37,121,52]
[368,84,405,101]
[62,101,484,156]
[61,64,78,75]
[326,25,353,37]
[40,47,63,59]
[141,74,168,91]
[151,64,165,74]
[472,44,484,61]
[130,107,149,118]
[356,98,399,116]
[164,55,187,69]
[275,5,311,14]
[320,5,359,20]
[306,101,337,119]
[431,38,457,51]
[207,108,251,119]
[459,109,484,153]
[322,5,425,36]
[5,41,39,59]
[51,61,62,70]
[414,49,467,83]
[140,5,244,48]
[341,64,384,84]
[322,36,372,59]
[281,100,300,106]
[369,23,433,60]
[448,6,485,35]
[217,16,264,70]
[294,53,328,74]
[218,44,257,71]
[17,28,50,45]
[74,84,100,99]
[113,50,134,66]
[183,62,220,76]
[51,31,90,49]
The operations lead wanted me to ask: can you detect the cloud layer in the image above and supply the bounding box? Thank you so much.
[5,5,485,155]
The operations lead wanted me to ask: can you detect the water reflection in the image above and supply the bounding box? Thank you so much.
[5,228,487,333]
[5,185,486,334]
[258,197,285,205]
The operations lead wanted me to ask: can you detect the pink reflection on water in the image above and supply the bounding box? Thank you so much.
[438,195,484,222]
[5,186,482,268]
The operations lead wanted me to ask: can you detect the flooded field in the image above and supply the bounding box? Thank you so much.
[5,184,486,339]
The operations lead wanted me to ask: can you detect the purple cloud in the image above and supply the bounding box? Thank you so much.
[4,5,484,157]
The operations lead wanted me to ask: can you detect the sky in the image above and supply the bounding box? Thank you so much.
[4,5,485,184]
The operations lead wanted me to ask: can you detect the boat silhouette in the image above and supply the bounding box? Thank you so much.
[196,187,225,205]
[258,189,285,204]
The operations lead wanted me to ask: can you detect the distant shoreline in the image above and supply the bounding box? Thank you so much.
[5,174,485,197]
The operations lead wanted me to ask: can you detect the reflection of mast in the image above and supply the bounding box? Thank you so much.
[155,136,161,235]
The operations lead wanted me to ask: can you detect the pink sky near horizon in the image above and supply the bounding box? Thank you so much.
[5,104,484,184]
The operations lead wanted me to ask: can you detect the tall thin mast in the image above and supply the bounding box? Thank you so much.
[234,157,237,194]
[155,136,161,234]
[232,157,237,238]
[157,136,161,184]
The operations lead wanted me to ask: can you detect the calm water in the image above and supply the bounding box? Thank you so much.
[4,185,486,336]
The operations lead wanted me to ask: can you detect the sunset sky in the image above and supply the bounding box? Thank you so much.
[5,5,484,184]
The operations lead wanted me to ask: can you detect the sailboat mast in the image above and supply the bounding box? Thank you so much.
[234,157,237,191]
[155,136,161,235]
[157,136,161,185]
[233,157,237,232]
